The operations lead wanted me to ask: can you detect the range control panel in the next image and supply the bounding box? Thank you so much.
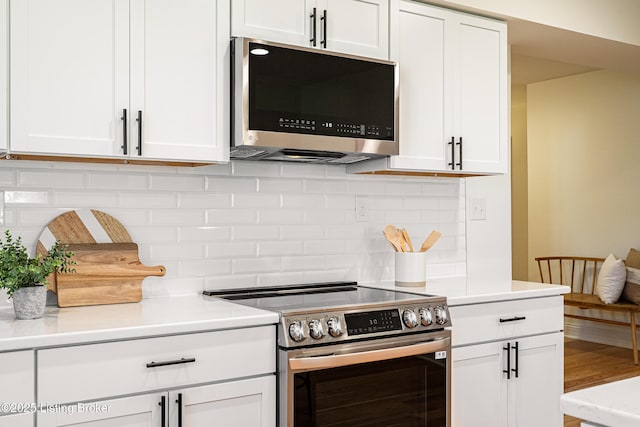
[279,303,451,349]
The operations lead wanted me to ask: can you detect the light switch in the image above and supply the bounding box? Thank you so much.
[470,198,487,221]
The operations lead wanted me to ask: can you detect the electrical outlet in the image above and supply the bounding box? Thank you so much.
[355,195,369,222]
[470,198,487,221]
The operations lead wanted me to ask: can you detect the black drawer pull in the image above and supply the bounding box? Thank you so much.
[502,342,511,379]
[146,357,196,368]
[499,316,527,323]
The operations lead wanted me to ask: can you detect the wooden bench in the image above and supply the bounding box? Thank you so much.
[536,256,640,365]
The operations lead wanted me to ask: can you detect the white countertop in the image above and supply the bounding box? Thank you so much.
[561,376,640,427]
[363,277,569,305]
[0,294,279,352]
[0,277,567,352]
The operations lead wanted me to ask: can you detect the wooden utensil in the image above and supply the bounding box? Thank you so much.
[401,228,414,252]
[36,209,166,307]
[419,230,442,252]
[383,224,404,252]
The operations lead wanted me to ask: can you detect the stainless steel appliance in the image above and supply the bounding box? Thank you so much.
[205,282,451,427]
[231,38,399,164]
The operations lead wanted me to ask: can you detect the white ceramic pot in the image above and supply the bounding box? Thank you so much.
[12,285,47,320]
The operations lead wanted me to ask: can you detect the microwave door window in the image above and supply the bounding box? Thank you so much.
[248,43,394,140]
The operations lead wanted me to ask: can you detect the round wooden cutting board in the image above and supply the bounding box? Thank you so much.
[36,209,165,307]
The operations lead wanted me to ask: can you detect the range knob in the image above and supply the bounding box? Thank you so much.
[308,319,325,340]
[327,317,343,337]
[434,306,448,325]
[419,308,433,326]
[288,321,306,342]
[402,309,419,328]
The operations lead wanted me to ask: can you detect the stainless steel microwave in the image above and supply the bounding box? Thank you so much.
[231,38,399,164]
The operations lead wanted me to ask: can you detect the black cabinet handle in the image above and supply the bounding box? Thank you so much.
[121,108,128,155]
[136,110,142,156]
[310,7,317,47]
[502,342,511,379]
[146,357,196,368]
[159,395,166,427]
[512,341,519,378]
[320,9,327,48]
[176,393,183,427]
[456,137,463,170]
[447,136,455,170]
[499,316,527,323]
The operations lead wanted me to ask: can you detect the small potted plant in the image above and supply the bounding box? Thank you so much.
[0,230,75,319]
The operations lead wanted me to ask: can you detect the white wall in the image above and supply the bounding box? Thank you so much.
[0,160,467,298]
[527,69,640,347]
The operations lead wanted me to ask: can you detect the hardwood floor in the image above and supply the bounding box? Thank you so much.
[564,338,640,427]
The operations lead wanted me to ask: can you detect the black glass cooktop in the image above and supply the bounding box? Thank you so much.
[204,282,438,313]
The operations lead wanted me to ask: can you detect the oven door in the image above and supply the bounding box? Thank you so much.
[279,330,451,427]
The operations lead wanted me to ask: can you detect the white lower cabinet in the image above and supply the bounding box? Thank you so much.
[38,376,275,427]
[35,326,276,427]
[450,297,564,427]
[0,412,33,427]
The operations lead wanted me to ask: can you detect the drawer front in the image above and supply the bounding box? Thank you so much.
[0,350,34,413]
[38,326,275,404]
[450,296,563,347]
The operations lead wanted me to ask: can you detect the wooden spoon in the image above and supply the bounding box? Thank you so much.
[419,230,442,252]
[383,225,404,252]
[401,228,414,252]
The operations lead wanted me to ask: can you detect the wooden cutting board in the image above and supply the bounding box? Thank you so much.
[36,210,166,307]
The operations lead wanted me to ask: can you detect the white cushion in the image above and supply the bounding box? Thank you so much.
[596,254,627,304]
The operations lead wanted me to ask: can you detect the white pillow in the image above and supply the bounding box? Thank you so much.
[596,254,627,304]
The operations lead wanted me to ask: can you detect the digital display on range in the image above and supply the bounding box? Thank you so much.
[344,309,402,336]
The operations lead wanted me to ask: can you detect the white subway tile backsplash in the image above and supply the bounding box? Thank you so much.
[5,191,49,205]
[150,175,205,192]
[18,170,85,188]
[151,209,205,226]
[0,161,467,297]
[258,209,303,225]
[54,191,116,208]
[233,257,282,273]
[207,242,256,258]
[232,161,281,177]
[258,178,303,194]
[0,169,15,185]
[87,173,147,190]
[233,225,280,240]
[207,176,256,193]
[207,208,256,225]
[119,192,177,209]
[233,193,280,208]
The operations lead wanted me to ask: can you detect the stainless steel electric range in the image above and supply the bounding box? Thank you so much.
[205,282,452,427]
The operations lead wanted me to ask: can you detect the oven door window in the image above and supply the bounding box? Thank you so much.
[293,354,447,427]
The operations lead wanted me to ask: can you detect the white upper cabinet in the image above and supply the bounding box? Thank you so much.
[350,0,507,175]
[10,0,129,157]
[231,0,389,59]
[0,0,7,153]
[10,0,229,163]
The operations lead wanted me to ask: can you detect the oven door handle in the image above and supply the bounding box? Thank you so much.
[288,338,450,371]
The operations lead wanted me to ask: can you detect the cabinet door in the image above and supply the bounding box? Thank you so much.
[452,342,507,427]
[38,394,162,427]
[171,376,276,427]
[10,0,129,157]
[0,412,33,427]
[130,0,229,162]
[0,0,7,152]
[388,1,451,171]
[451,13,507,173]
[321,0,389,59]
[509,333,563,427]
[231,0,313,47]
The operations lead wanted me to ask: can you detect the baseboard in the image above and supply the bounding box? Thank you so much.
[565,317,637,349]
